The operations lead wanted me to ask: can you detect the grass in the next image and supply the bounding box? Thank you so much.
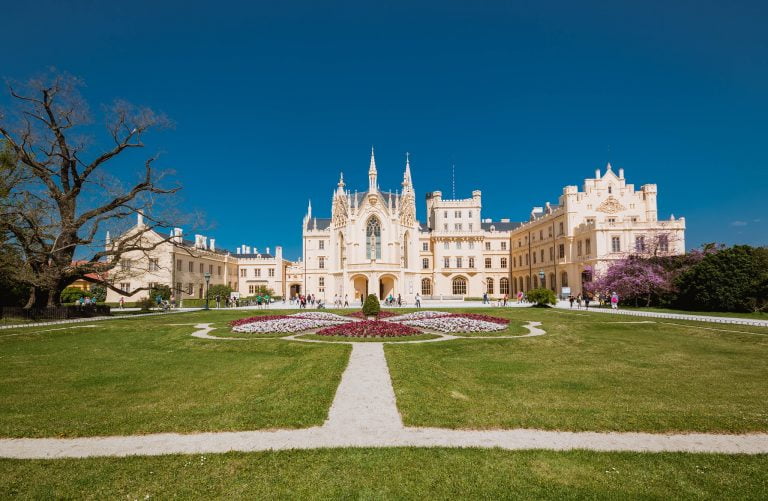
[1,448,767,499]
[0,310,350,437]
[300,333,442,342]
[387,307,768,433]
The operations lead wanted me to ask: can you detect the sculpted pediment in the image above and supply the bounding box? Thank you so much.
[596,196,626,214]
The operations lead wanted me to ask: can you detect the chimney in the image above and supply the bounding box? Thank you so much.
[172,228,183,244]
[595,168,601,179]
[618,168,625,179]
[276,246,283,258]
[266,247,271,255]
[209,239,216,251]
[236,246,241,254]
[201,236,208,249]
[137,210,144,226]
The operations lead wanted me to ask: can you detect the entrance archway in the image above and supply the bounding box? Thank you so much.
[379,274,396,299]
[289,283,302,298]
[351,275,368,302]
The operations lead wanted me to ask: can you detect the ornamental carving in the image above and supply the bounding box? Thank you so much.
[596,196,626,214]
[332,196,348,227]
[400,193,416,227]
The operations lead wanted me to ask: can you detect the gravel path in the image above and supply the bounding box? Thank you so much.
[3,322,767,459]
[554,302,768,327]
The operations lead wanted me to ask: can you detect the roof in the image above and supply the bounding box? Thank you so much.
[481,221,522,232]
[306,218,332,231]
[232,253,275,259]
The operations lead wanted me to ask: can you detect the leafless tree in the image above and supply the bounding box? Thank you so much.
[0,71,184,307]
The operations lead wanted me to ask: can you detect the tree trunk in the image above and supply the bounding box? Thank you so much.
[23,286,36,309]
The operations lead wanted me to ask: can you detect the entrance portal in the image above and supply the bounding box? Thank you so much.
[289,284,301,298]
[379,275,396,300]
[352,275,368,303]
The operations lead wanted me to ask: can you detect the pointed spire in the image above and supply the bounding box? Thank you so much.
[137,210,144,227]
[368,146,377,192]
[338,171,345,188]
[105,231,111,245]
[606,162,612,171]
[307,199,312,219]
[402,152,413,190]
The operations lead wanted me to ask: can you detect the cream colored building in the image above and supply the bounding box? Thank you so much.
[105,151,684,304]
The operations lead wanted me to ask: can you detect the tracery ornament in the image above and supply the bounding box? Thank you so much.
[596,196,626,214]
[400,193,416,226]
[332,195,348,227]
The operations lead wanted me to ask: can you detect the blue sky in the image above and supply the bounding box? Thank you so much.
[3,0,766,259]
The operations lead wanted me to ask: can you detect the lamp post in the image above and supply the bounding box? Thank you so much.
[538,269,545,288]
[204,272,211,310]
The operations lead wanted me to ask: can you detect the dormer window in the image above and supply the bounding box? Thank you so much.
[608,185,613,194]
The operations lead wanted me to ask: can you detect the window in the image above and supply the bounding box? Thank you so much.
[577,241,583,256]
[218,266,222,276]
[318,257,325,269]
[485,242,491,250]
[443,224,448,231]
[586,217,595,225]
[468,223,473,231]
[421,278,432,295]
[422,242,429,251]
[561,271,568,287]
[176,282,182,295]
[452,277,467,295]
[456,241,462,250]
[585,238,591,255]
[468,211,472,218]
[120,259,131,271]
[539,230,543,240]
[249,285,255,294]
[188,261,194,272]
[500,277,510,295]
[608,217,616,225]
[608,185,613,194]
[318,277,325,292]
[199,263,204,274]
[187,283,193,295]
[454,223,462,231]
[422,258,429,269]
[444,257,450,268]
[500,257,508,268]
[177,259,182,271]
[319,240,324,250]
[148,258,159,271]
[485,258,492,269]
[468,257,475,268]
[540,249,544,262]
[253,268,261,277]
[612,236,621,253]
[444,242,449,250]
[454,210,461,218]
[558,222,564,235]
[525,254,529,265]
[548,227,553,238]
[366,217,382,259]
[549,247,554,261]
[501,242,507,251]
[635,236,646,252]
[208,264,213,274]
[240,269,246,277]
[559,244,565,259]
[468,241,474,250]
[119,282,130,293]
[269,268,275,277]
[456,257,463,268]
[533,253,536,264]
[444,211,448,218]
[659,234,669,252]
[487,278,494,294]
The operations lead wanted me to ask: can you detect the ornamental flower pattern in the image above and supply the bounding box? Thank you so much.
[316,320,422,337]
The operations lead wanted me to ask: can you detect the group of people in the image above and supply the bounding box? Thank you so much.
[384,293,404,307]
[291,294,322,309]
[568,291,620,310]
[482,292,511,306]
[331,294,350,308]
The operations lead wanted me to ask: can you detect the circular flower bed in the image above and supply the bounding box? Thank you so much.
[316,320,422,338]
[388,311,508,333]
[230,313,350,333]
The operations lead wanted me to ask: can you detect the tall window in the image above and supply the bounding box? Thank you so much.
[485,242,491,250]
[188,261,194,272]
[148,259,159,271]
[635,236,646,253]
[577,241,583,256]
[468,257,475,268]
[501,242,507,250]
[559,222,564,235]
[454,210,461,218]
[269,268,275,277]
[561,271,568,287]
[500,277,510,295]
[422,258,429,269]
[366,217,381,259]
[444,257,450,268]
[254,268,261,277]
[468,241,474,249]
[318,257,325,269]
[422,242,429,251]
[456,257,463,268]
[612,236,621,253]
[120,259,131,271]
[318,277,325,292]
[177,259,182,271]
[319,240,324,250]
[659,234,669,252]
[486,278,494,294]
[456,241,462,250]
[500,257,508,268]
[452,277,467,295]
[403,234,409,267]
[240,269,246,277]
[485,257,492,269]
[199,263,204,274]
[421,278,432,295]
[444,242,449,250]
[585,238,591,254]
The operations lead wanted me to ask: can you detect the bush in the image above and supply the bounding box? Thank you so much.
[362,294,381,317]
[90,285,107,303]
[526,288,556,307]
[60,287,91,304]
[149,284,171,301]
[135,297,155,312]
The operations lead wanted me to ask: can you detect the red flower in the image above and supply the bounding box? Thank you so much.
[317,320,421,338]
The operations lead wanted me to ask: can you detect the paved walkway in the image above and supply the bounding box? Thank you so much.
[553,302,768,327]
[2,321,768,459]
[0,308,200,331]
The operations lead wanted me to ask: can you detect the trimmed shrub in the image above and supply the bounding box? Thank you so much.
[136,297,155,312]
[527,288,557,307]
[60,287,91,304]
[207,284,233,300]
[362,294,381,317]
[149,284,171,301]
[90,285,107,303]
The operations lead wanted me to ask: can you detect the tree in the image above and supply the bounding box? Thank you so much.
[90,284,106,303]
[362,293,381,317]
[526,288,556,307]
[207,284,233,300]
[149,284,171,301]
[0,71,181,307]
[585,256,671,307]
[60,286,91,304]
[675,245,768,312]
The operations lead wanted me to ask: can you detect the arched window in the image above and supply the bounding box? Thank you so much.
[338,232,345,268]
[366,217,381,260]
[549,273,556,292]
[525,276,531,291]
[540,274,546,289]
[486,278,494,294]
[561,271,568,287]
[452,276,467,295]
[533,276,538,288]
[421,278,432,296]
[500,277,510,295]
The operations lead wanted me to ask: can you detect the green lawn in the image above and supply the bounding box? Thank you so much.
[1,449,766,499]
[591,305,768,320]
[0,311,349,437]
[387,308,768,432]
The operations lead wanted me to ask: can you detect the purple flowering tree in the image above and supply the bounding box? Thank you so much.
[585,256,672,306]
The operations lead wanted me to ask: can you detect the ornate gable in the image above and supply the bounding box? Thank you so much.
[596,196,626,214]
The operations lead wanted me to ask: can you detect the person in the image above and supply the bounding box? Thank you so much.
[264,294,270,308]
[569,295,575,308]
[584,293,591,310]
[397,294,402,307]
[503,294,508,307]
[215,294,221,309]
[156,294,162,308]
[415,293,421,308]
[610,292,619,310]
[482,292,488,305]
[170,294,176,309]
[344,294,349,307]
[517,291,523,304]
[119,296,125,309]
